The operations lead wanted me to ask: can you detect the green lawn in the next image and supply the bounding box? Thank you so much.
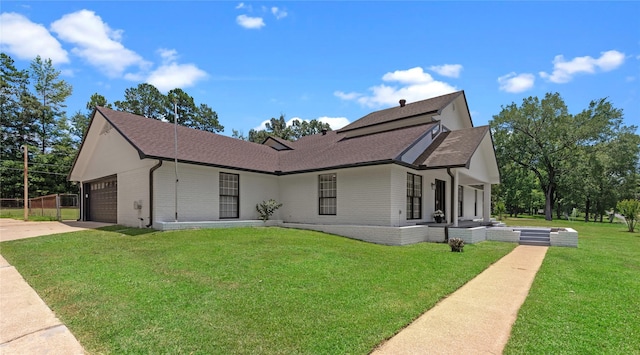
[0,227,514,354]
[503,217,640,354]
[0,207,79,221]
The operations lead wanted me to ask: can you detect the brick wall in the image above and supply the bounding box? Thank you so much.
[550,228,578,247]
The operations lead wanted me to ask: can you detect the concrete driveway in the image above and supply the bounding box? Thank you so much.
[0,219,112,242]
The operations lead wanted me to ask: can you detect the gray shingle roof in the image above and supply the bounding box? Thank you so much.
[337,91,463,132]
[97,107,279,173]
[415,126,490,168]
[84,91,486,176]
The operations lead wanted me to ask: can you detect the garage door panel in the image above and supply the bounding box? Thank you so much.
[88,177,117,223]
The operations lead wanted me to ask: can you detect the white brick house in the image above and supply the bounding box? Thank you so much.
[69,91,500,244]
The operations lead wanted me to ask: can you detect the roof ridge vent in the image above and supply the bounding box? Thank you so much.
[399,99,406,107]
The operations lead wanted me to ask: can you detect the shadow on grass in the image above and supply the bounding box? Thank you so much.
[97,225,157,236]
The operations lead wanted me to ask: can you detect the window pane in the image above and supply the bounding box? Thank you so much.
[219,173,239,218]
[407,173,422,220]
[319,174,337,215]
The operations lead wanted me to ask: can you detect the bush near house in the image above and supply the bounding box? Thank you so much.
[256,199,282,221]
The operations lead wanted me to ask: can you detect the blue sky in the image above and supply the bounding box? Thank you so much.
[1,1,639,135]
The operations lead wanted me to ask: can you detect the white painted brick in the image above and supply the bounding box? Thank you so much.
[550,228,578,248]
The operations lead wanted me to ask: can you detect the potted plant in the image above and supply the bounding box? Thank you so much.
[433,210,445,223]
[448,238,464,252]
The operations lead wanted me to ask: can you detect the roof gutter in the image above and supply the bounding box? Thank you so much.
[146,160,163,228]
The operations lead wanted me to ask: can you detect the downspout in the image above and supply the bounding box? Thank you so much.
[146,160,163,227]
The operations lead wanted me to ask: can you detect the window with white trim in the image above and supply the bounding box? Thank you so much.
[219,173,239,218]
[407,173,422,220]
[319,174,337,215]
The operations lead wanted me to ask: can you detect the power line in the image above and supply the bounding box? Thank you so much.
[0,159,71,168]
[0,167,68,176]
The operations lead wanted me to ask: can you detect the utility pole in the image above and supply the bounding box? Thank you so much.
[23,145,28,221]
[174,100,179,222]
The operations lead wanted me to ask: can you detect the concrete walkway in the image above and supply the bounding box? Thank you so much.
[0,219,111,354]
[372,245,548,354]
[0,255,84,354]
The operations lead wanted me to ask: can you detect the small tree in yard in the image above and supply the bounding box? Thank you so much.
[494,201,506,221]
[616,199,639,232]
[256,199,283,222]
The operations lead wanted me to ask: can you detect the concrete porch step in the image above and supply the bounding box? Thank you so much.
[519,239,551,246]
[516,228,550,246]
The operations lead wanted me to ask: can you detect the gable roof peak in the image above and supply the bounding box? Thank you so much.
[338,90,464,133]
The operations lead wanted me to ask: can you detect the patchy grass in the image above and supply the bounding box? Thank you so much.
[1,227,514,354]
[0,207,79,221]
[504,218,640,354]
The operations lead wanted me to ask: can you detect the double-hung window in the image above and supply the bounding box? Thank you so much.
[407,173,422,220]
[219,173,239,218]
[319,174,337,215]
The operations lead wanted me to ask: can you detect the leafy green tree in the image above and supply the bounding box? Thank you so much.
[248,115,331,143]
[70,93,112,145]
[1,53,39,156]
[617,199,639,232]
[165,88,196,125]
[114,83,165,119]
[86,93,110,111]
[1,53,76,198]
[491,93,628,221]
[291,119,331,137]
[114,84,223,132]
[248,128,270,143]
[30,56,72,153]
[231,129,246,140]
[193,103,224,133]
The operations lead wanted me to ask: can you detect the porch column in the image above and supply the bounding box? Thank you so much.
[452,170,459,227]
[483,183,491,223]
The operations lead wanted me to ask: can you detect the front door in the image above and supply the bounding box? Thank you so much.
[435,179,446,215]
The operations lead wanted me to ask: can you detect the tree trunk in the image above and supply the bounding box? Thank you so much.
[544,188,553,221]
[584,199,590,222]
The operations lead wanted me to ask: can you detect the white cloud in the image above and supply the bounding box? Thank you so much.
[336,67,457,108]
[429,64,463,78]
[316,116,350,130]
[539,50,625,83]
[382,67,434,84]
[271,7,288,20]
[50,9,149,77]
[158,48,178,63]
[146,49,208,92]
[235,2,251,10]
[497,72,535,93]
[0,12,69,64]
[236,14,265,29]
[334,91,362,100]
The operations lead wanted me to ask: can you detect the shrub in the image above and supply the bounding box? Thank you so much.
[256,199,283,222]
[616,199,639,232]
[448,238,465,252]
[495,201,506,221]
